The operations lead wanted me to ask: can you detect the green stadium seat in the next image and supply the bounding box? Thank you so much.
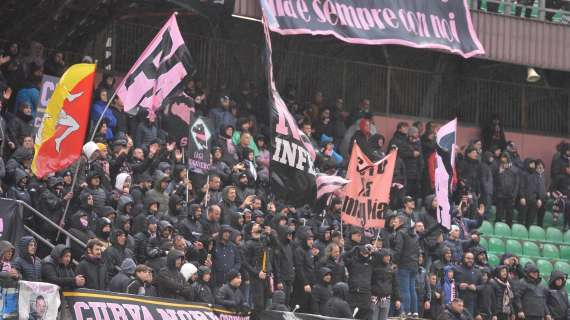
[561,246,570,260]
[511,224,528,239]
[543,244,560,259]
[554,261,570,276]
[537,259,553,277]
[479,237,488,250]
[546,227,564,243]
[523,241,540,257]
[506,239,523,256]
[544,211,554,228]
[488,253,500,267]
[564,230,570,243]
[529,226,546,241]
[519,256,534,269]
[479,221,493,235]
[489,238,506,253]
[494,222,511,238]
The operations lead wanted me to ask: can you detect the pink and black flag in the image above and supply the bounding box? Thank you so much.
[435,118,457,229]
[116,13,194,116]
[316,174,350,200]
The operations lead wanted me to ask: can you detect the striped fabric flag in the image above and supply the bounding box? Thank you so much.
[32,64,95,178]
[316,174,350,200]
[116,13,194,115]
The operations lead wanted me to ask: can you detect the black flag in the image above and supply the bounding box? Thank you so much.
[187,116,215,171]
[263,17,316,206]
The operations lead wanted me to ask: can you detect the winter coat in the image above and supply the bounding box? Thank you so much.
[37,181,65,239]
[12,236,41,281]
[146,172,170,216]
[126,278,158,297]
[134,120,158,148]
[444,238,472,263]
[0,241,17,287]
[458,157,483,195]
[343,247,373,304]
[476,282,495,320]
[177,206,203,242]
[90,100,116,141]
[399,138,424,180]
[293,232,316,288]
[212,237,241,287]
[391,226,420,269]
[156,250,192,300]
[371,249,400,300]
[76,254,108,290]
[311,268,333,314]
[274,225,295,284]
[520,168,547,201]
[7,169,32,223]
[547,271,570,320]
[103,230,134,279]
[455,263,482,316]
[493,167,519,199]
[515,274,550,317]
[243,235,275,282]
[108,259,136,293]
[190,280,214,304]
[68,211,96,260]
[215,284,247,311]
[41,245,77,290]
[437,304,474,320]
[267,290,290,311]
[323,282,353,319]
[317,255,347,285]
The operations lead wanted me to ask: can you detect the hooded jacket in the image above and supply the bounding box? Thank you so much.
[115,214,135,250]
[13,236,41,281]
[547,270,570,320]
[392,225,420,269]
[80,171,107,210]
[515,264,550,318]
[311,267,333,314]
[5,147,32,185]
[68,211,95,259]
[267,290,289,311]
[220,186,239,226]
[177,204,203,242]
[108,258,136,293]
[489,265,515,316]
[38,177,65,238]
[455,260,482,316]
[215,281,247,311]
[103,229,134,279]
[323,282,353,318]
[0,241,18,287]
[41,245,76,290]
[7,168,32,223]
[293,229,316,287]
[156,250,192,300]
[371,249,400,300]
[274,224,295,283]
[213,226,241,287]
[519,159,547,202]
[146,171,170,216]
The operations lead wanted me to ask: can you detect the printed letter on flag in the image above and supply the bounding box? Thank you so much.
[435,118,457,229]
[116,13,194,115]
[342,144,396,229]
[32,64,95,178]
[263,16,317,206]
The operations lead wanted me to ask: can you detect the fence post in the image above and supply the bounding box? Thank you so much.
[386,66,391,115]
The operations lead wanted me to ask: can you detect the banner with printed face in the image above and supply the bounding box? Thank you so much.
[341,144,396,228]
[18,281,60,320]
[260,0,485,58]
[187,116,215,171]
[63,289,250,320]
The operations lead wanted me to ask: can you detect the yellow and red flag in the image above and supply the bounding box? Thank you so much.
[32,64,95,178]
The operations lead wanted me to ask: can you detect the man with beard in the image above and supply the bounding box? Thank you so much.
[203,205,221,238]
[220,186,240,225]
[77,239,108,290]
[235,173,256,204]
[130,174,153,210]
[514,264,550,320]
[454,252,482,316]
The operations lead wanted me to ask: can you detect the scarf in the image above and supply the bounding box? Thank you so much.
[494,277,513,314]
[443,279,456,305]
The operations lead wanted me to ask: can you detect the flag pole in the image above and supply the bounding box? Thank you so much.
[55,159,82,242]
[89,90,119,141]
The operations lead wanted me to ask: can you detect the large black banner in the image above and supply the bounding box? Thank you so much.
[0,199,23,245]
[64,289,250,320]
[260,0,485,58]
[162,95,195,147]
[187,116,215,171]
[264,19,317,207]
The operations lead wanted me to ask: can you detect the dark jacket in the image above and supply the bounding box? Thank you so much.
[41,245,77,290]
[371,249,400,300]
[76,253,108,290]
[458,157,483,195]
[323,282,353,319]
[293,231,316,288]
[215,283,247,311]
[156,250,192,300]
[103,230,134,279]
[212,233,241,287]
[190,279,214,304]
[13,236,42,281]
[126,278,158,297]
[108,258,136,293]
[515,267,550,317]
[493,166,519,199]
[437,304,474,320]
[455,263,482,316]
[391,226,420,269]
[475,269,495,320]
[0,241,18,287]
[399,137,424,180]
[311,267,333,314]
[547,270,570,320]
[274,225,295,283]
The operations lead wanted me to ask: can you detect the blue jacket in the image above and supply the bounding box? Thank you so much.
[91,100,117,140]
[212,239,241,287]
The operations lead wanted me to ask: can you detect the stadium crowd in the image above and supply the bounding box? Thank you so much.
[0,40,570,320]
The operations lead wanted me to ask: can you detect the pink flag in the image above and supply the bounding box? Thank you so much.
[116,13,194,115]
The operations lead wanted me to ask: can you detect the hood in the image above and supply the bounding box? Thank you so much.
[524,263,539,274]
[14,168,28,184]
[169,194,185,216]
[49,244,70,261]
[95,217,112,238]
[83,141,99,160]
[120,258,136,275]
[70,211,89,230]
[0,241,15,261]
[188,204,201,220]
[377,248,392,266]
[11,147,33,163]
[17,236,36,260]
[97,206,116,219]
[144,194,160,210]
[47,176,63,189]
[109,229,126,247]
[172,164,186,182]
[494,265,509,279]
[166,249,185,270]
[276,224,291,244]
[117,196,134,215]
[158,162,171,173]
[441,246,452,262]
[549,270,567,288]
[443,265,454,283]
[423,194,436,212]
[332,282,349,300]
[79,192,92,210]
[153,171,170,191]
[272,290,286,305]
[116,214,132,232]
[318,267,332,283]
[115,172,130,191]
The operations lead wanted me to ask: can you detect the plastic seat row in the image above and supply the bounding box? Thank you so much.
[486,253,570,279]
[485,237,570,260]
[478,221,569,243]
